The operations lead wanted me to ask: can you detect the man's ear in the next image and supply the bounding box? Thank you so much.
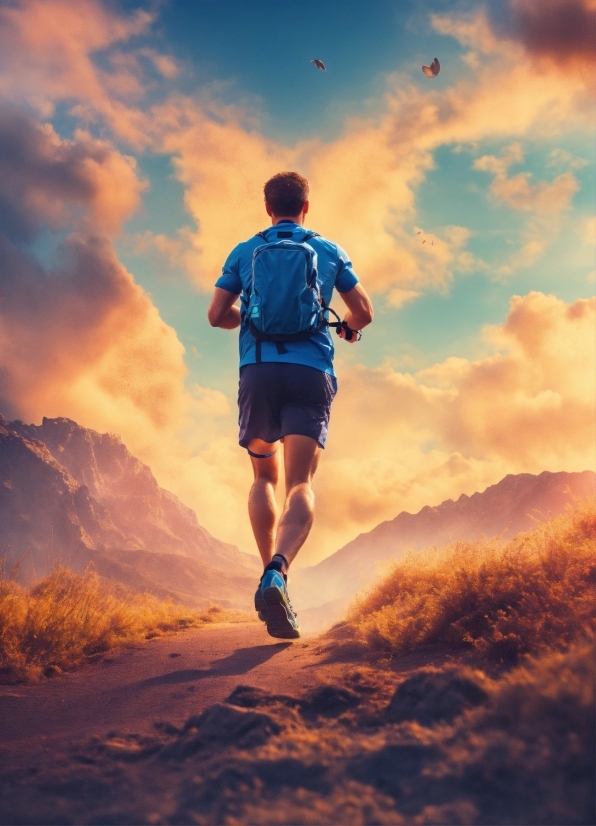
[265,201,274,218]
[302,200,309,217]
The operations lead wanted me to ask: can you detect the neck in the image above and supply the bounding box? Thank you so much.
[271,215,303,226]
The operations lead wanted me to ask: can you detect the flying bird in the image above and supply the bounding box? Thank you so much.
[422,58,440,78]
[311,58,326,71]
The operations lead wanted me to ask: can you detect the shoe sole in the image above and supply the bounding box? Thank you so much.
[263,585,300,640]
[254,589,267,623]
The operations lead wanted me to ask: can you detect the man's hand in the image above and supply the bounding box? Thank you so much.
[336,320,361,343]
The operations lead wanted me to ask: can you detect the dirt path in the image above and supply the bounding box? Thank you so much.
[0,623,590,825]
[0,622,340,758]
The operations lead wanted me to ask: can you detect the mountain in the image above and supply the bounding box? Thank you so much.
[2,413,593,620]
[292,470,595,613]
[0,414,260,608]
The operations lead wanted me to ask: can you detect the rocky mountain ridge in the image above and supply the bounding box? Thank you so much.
[0,414,260,607]
[2,412,593,620]
[293,468,595,613]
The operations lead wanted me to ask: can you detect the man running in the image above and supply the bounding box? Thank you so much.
[208,171,373,639]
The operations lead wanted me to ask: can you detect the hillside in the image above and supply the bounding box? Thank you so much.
[0,414,260,608]
[293,469,595,612]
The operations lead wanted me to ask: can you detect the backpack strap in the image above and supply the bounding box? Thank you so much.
[255,229,319,242]
[254,338,287,363]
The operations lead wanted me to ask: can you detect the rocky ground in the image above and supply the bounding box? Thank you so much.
[0,624,592,825]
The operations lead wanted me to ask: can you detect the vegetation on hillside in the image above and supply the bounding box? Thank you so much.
[347,500,595,663]
[0,566,250,683]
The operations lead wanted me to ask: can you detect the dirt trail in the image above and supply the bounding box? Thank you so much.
[0,623,339,756]
[0,623,591,825]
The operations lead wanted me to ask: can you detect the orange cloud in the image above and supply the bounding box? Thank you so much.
[474,143,579,214]
[297,292,596,563]
[0,107,145,238]
[0,0,158,146]
[0,103,256,549]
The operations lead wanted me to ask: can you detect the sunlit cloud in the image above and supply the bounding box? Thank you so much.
[0,97,255,547]
[473,143,579,214]
[0,0,158,145]
[302,291,596,562]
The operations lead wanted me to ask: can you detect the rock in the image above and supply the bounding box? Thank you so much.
[305,684,361,717]
[386,668,488,726]
[225,684,301,710]
[161,702,282,759]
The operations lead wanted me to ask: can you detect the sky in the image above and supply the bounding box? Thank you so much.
[0,0,594,566]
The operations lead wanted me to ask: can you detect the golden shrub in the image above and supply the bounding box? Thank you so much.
[347,500,595,663]
[0,566,248,682]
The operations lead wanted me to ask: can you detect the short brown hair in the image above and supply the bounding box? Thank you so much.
[264,171,309,217]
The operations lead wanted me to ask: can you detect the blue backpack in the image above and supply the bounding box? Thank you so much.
[245,228,340,361]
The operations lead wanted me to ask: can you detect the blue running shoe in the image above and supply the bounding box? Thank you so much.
[260,569,300,640]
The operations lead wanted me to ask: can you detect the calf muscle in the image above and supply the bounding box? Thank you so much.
[248,435,320,569]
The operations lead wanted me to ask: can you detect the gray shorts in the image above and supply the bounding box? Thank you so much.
[238,363,337,449]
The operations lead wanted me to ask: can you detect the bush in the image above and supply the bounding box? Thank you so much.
[0,566,246,682]
[347,500,595,663]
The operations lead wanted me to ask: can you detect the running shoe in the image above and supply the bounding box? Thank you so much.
[260,569,301,640]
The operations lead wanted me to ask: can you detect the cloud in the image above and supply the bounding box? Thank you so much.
[0,99,256,549]
[471,142,580,278]
[495,0,596,69]
[0,106,145,239]
[473,143,579,214]
[0,0,157,145]
[0,107,183,433]
[301,292,596,562]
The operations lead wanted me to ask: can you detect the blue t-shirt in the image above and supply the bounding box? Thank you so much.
[215,221,359,376]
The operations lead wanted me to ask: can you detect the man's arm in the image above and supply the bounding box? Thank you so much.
[207,287,241,329]
[338,283,373,341]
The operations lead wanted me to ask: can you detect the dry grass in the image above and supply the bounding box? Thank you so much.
[347,500,595,663]
[0,566,250,683]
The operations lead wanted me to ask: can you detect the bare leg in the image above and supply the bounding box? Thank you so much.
[247,438,279,568]
[275,434,321,569]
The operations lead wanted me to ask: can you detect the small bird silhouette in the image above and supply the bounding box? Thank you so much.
[422,58,440,78]
[416,230,421,235]
[311,58,326,71]
[422,239,426,244]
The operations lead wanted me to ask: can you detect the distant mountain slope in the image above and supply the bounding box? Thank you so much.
[0,414,259,607]
[293,470,595,611]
